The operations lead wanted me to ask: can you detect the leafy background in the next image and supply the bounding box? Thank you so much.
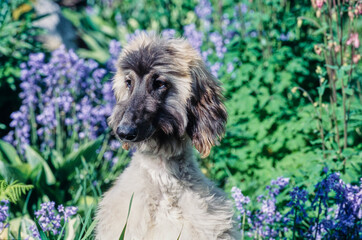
[0,0,361,239]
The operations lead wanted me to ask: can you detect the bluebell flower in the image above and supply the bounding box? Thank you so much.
[195,0,212,20]
[209,32,227,59]
[107,40,122,72]
[162,29,176,39]
[184,24,203,52]
[231,186,250,215]
[210,62,222,77]
[286,187,308,225]
[227,63,234,73]
[4,43,116,156]
[34,201,77,236]
[29,224,40,239]
[0,200,9,233]
[280,32,290,41]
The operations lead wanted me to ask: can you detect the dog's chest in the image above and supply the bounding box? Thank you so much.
[143,163,185,219]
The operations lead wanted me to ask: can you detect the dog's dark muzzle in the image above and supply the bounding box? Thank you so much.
[116,124,138,141]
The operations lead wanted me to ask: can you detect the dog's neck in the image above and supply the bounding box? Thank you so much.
[132,135,193,159]
[131,136,199,188]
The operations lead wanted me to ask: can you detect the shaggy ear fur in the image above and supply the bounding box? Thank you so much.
[186,60,227,158]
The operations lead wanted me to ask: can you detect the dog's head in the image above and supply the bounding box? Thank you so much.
[108,33,227,157]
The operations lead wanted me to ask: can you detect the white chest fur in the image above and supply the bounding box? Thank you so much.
[95,150,238,240]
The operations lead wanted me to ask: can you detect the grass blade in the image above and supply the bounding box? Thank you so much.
[119,193,134,240]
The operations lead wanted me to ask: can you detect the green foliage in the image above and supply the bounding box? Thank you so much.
[61,0,198,62]
[202,0,362,200]
[0,180,33,203]
[119,193,134,240]
[0,138,127,214]
[0,0,45,137]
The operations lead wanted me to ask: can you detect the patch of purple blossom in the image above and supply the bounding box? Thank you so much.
[231,177,290,239]
[232,174,362,239]
[195,0,212,20]
[280,32,291,41]
[29,224,40,239]
[195,0,213,31]
[30,201,77,238]
[162,29,176,39]
[4,43,119,163]
[312,173,362,239]
[209,32,227,59]
[183,24,203,52]
[0,200,9,233]
[107,39,122,72]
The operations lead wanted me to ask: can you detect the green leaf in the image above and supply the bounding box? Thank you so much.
[25,146,56,185]
[0,161,30,182]
[0,140,22,165]
[344,87,353,95]
[80,219,97,240]
[177,226,183,240]
[119,193,134,240]
[60,138,102,177]
[342,148,355,158]
[0,180,33,203]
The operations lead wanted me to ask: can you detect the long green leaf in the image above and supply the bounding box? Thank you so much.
[60,138,102,177]
[119,193,134,240]
[0,140,22,165]
[0,161,30,182]
[25,146,56,185]
[80,219,97,240]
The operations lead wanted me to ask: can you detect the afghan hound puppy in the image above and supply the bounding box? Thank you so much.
[95,33,239,240]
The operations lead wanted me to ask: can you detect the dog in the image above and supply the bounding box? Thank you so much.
[95,33,239,240]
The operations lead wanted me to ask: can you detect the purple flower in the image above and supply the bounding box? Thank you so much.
[162,29,176,39]
[4,43,117,154]
[0,200,9,232]
[231,187,250,215]
[34,201,77,236]
[195,0,213,20]
[107,40,122,72]
[286,187,308,224]
[184,24,203,51]
[29,224,40,239]
[210,62,222,77]
[209,32,226,59]
[227,63,234,73]
[280,32,290,41]
[232,177,290,238]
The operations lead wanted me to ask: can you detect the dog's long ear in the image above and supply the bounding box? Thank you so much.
[186,60,227,158]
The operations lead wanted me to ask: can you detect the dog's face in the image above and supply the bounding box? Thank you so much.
[108,34,227,157]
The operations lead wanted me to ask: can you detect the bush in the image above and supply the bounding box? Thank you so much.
[0,0,44,137]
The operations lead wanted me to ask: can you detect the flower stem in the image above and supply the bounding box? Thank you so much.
[292,208,298,240]
[314,198,322,240]
[241,212,246,240]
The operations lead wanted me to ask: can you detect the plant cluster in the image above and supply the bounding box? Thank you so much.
[232,173,362,239]
[0,0,44,137]
[0,40,127,238]
[29,201,77,239]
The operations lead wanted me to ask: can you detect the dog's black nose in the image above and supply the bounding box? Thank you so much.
[116,125,137,141]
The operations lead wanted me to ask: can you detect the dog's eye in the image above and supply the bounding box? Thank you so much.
[153,79,167,90]
[125,79,131,88]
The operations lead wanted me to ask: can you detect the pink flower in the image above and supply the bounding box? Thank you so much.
[348,7,354,20]
[334,44,340,53]
[314,44,322,55]
[316,0,324,9]
[353,54,361,64]
[346,33,360,48]
[356,3,362,15]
